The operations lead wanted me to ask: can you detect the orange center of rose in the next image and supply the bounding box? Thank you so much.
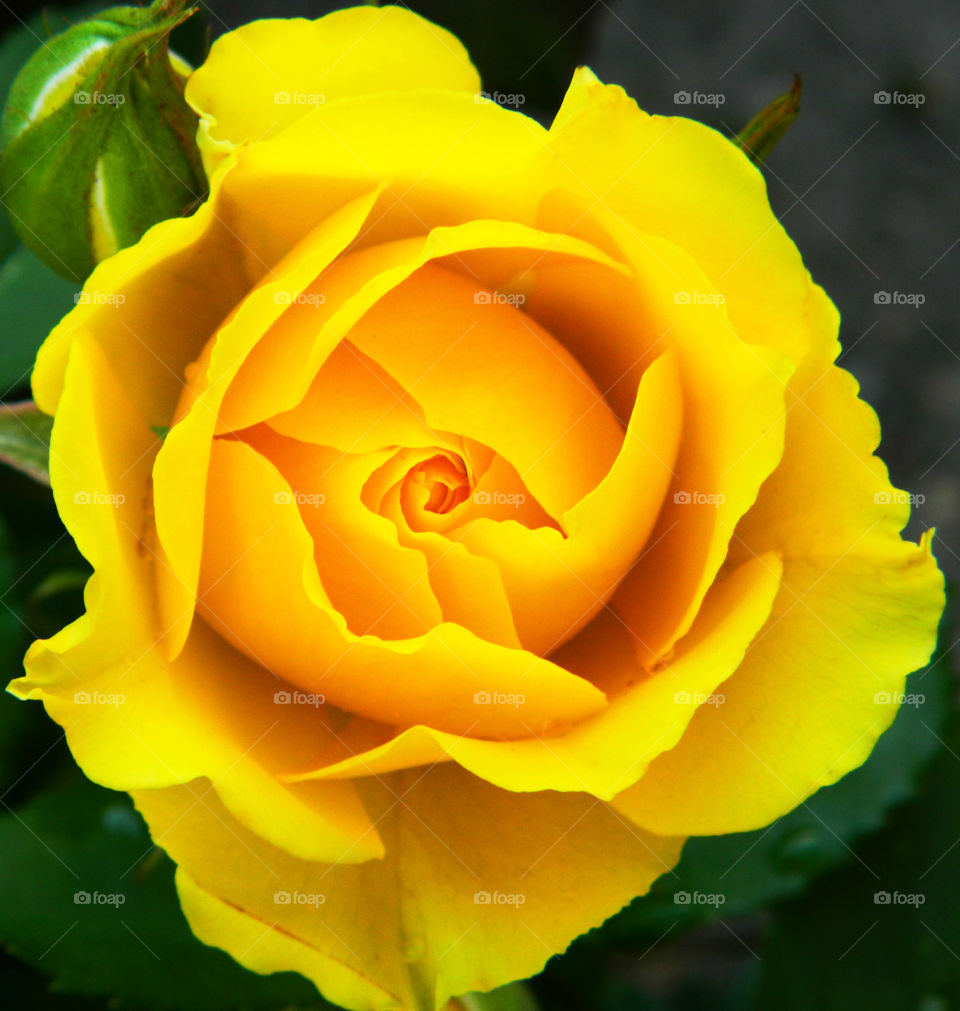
[407,452,471,515]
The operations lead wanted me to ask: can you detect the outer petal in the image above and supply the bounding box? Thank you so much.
[604,233,794,665]
[133,764,683,1011]
[31,182,249,422]
[285,551,782,799]
[611,290,944,834]
[545,67,813,366]
[186,7,480,174]
[11,333,384,864]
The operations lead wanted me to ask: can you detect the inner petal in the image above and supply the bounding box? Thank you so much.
[406,452,471,515]
[236,426,445,640]
[344,262,625,519]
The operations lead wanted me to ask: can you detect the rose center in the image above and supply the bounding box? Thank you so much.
[407,453,471,515]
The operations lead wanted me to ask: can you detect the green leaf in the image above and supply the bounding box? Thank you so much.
[0,401,52,484]
[733,75,801,166]
[458,982,541,1011]
[0,771,337,1010]
[593,622,954,942]
[755,704,960,1010]
[0,246,76,395]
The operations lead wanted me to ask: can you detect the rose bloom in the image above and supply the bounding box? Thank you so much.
[9,6,943,1010]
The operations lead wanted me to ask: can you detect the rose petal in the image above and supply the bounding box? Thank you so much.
[198,438,608,737]
[186,8,481,176]
[285,550,781,799]
[152,189,381,658]
[546,67,813,366]
[12,335,384,863]
[611,289,944,834]
[133,764,682,1010]
[445,350,682,654]
[244,429,446,640]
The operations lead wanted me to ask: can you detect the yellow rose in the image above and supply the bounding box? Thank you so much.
[9,6,944,1010]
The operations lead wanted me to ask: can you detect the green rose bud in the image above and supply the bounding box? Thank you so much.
[0,0,206,282]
